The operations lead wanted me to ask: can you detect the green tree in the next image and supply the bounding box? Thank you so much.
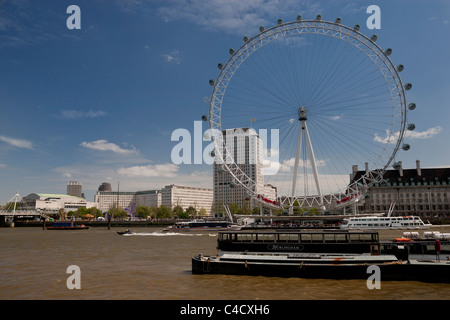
[185,206,197,218]
[292,200,304,215]
[228,203,240,215]
[148,207,158,219]
[77,206,88,217]
[87,207,102,218]
[172,205,184,218]
[157,205,172,219]
[136,206,151,219]
[252,206,261,215]
[178,210,189,219]
[107,205,128,219]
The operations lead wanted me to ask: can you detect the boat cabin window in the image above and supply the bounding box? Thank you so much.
[300,234,312,242]
[349,233,378,242]
[311,234,323,243]
[335,234,348,243]
[277,234,299,243]
[236,233,253,242]
[219,233,231,241]
[255,233,275,242]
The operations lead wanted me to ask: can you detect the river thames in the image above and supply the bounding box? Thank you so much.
[1,226,450,301]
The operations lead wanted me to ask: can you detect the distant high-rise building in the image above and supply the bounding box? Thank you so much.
[98,182,112,192]
[67,181,82,198]
[213,128,264,210]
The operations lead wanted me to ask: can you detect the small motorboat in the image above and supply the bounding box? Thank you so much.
[117,229,133,235]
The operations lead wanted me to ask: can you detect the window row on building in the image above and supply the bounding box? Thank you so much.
[95,185,213,214]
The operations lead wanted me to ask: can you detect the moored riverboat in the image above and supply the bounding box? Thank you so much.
[46,221,89,230]
[192,230,450,283]
[163,219,241,232]
[340,216,431,230]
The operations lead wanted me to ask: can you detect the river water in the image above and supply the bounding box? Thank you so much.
[1,226,450,301]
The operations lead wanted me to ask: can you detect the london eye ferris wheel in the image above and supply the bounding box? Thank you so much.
[205,15,416,214]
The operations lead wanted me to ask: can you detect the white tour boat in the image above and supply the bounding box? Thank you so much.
[340,215,432,230]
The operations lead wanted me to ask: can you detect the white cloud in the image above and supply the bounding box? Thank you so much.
[80,140,138,154]
[267,173,351,196]
[263,157,327,175]
[331,115,341,121]
[162,49,182,64]
[279,157,326,171]
[59,110,107,119]
[0,135,33,149]
[156,0,323,35]
[117,163,179,177]
[0,163,6,168]
[374,126,442,144]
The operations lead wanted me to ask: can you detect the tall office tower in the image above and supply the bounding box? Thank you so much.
[213,128,265,211]
[67,181,82,198]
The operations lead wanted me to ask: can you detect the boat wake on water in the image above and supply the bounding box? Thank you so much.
[122,232,216,237]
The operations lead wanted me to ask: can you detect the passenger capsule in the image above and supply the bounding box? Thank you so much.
[402,144,411,151]
[278,19,283,25]
[209,79,215,86]
[216,166,224,173]
[393,162,401,169]
[316,15,322,21]
[370,34,377,42]
[297,15,302,21]
[229,182,236,188]
[335,17,342,24]
[397,64,404,72]
[408,103,416,110]
[407,123,416,131]
[384,48,392,56]
[218,63,223,70]
[210,150,216,157]
[243,36,249,42]
[405,83,412,90]
[259,26,265,32]
[354,24,360,31]
[201,115,208,122]
[229,48,235,55]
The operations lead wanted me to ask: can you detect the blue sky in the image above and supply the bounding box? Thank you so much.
[1,0,450,204]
